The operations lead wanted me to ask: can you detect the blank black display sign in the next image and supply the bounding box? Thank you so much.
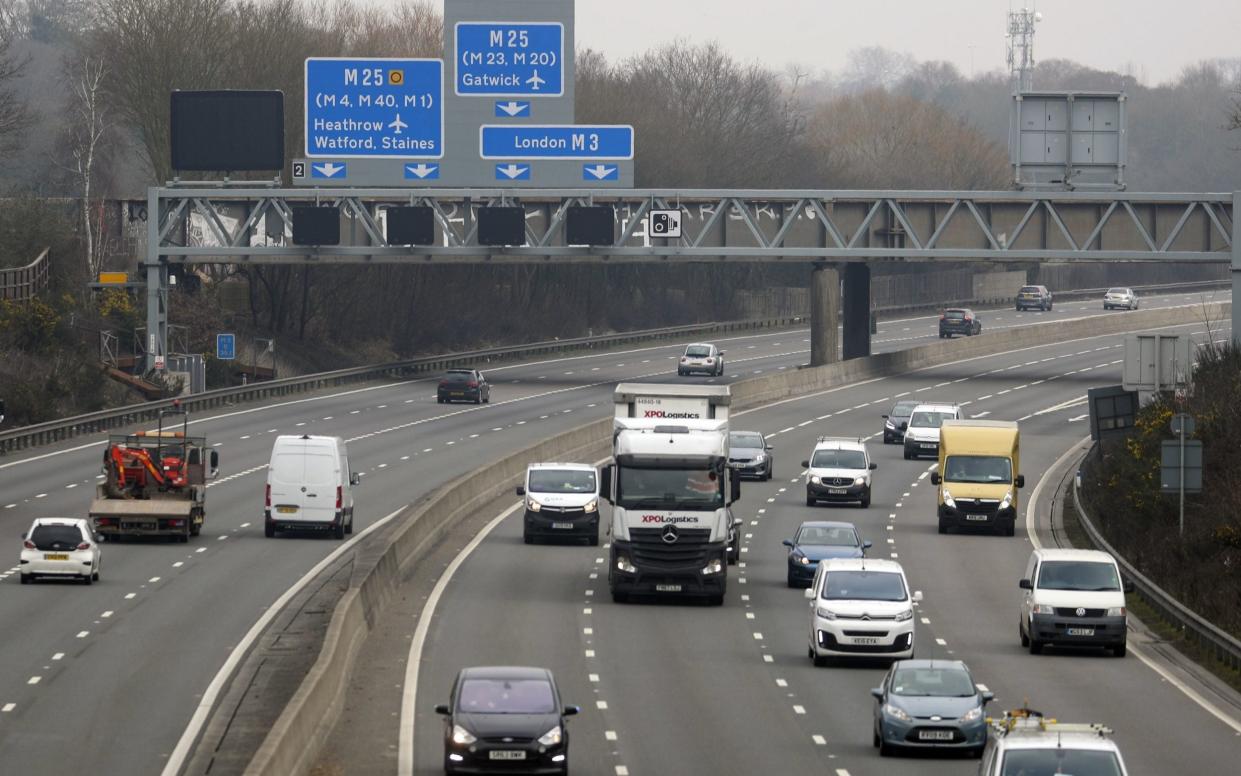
[170,90,284,171]
[387,207,435,245]
[291,207,340,246]
[566,206,615,246]
[477,207,526,246]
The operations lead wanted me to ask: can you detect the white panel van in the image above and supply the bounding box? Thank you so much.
[265,435,358,539]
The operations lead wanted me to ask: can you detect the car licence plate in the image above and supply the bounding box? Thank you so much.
[921,443,935,449]
[489,750,526,761]
[43,553,69,561]
[551,522,574,529]
[1067,627,1095,636]
[276,506,298,514]
[966,514,988,521]
[655,584,682,592]
[918,730,954,741]
[828,487,847,495]
[851,636,880,645]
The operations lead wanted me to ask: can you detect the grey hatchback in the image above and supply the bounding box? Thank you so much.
[872,659,994,758]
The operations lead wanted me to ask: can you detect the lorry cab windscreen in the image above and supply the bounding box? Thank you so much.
[616,466,723,508]
[942,455,1012,483]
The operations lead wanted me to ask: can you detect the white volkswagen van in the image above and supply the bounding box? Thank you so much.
[265,435,359,539]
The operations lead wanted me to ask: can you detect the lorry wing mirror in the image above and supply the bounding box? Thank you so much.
[930,472,940,485]
[868,462,877,470]
[800,460,809,469]
[599,466,613,504]
[209,450,220,479]
[515,485,526,496]
[729,475,741,504]
[1019,578,1032,589]
[1016,474,1025,488]
[350,472,361,486]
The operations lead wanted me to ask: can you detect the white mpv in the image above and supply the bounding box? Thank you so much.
[805,558,921,664]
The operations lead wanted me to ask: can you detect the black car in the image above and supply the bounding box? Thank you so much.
[1015,285,1053,311]
[938,308,981,338]
[436,666,579,775]
[438,369,490,404]
[881,400,918,444]
[728,430,774,480]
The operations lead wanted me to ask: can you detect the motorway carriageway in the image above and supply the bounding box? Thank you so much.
[0,288,1232,775]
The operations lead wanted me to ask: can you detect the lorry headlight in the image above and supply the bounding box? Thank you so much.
[615,554,636,574]
[999,492,1013,511]
[1106,607,1126,617]
[853,476,866,486]
[941,489,955,508]
[815,606,837,620]
[451,725,476,745]
[526,498,541,512]
[584,499,598,513]
[810,475,821,484]
[537,725,563,746]
[701,558,723,575]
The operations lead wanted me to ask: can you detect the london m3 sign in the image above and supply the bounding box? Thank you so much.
[304,57,443,159]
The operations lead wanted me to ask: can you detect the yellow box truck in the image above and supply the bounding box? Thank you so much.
[930,420,1024,536]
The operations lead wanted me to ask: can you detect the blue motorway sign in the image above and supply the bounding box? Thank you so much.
[216,333,236,361]
[480,125,634,160]
[305,57,443,158]
[455,22,564,97]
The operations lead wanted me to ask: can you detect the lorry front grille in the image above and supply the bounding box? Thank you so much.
[628,527,713,566]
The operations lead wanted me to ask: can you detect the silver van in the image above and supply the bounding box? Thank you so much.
[265,435,359,539]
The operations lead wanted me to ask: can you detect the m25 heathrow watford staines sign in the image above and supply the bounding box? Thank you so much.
[304,57,443,158]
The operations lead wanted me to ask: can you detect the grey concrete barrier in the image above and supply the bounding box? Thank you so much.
[239,299,1231,776]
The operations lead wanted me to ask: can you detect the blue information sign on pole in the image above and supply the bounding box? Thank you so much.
[480,125,634,160]
[216,333,236,361]
[455,22,564,97]
[305,57,443,158]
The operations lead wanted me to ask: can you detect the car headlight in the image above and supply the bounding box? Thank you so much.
[753,452,765,463]
[537,725,563,746]
[958,706,983,723]
[701,557,723,575]
[451,724,476,745]
[705,357,714,363]
[1106,607,1126,617]
[999,491,1013,511]
[1031,604,1055,615]
[941,488,955,508]
[883,703,912,722]
[894,608,913,622]
[526,498,541,512]
[584,499,598,513]
[884,420,895,430]
[815,606,837,620]
[810,475,821,484]
[797,554,811,565]
[853,476,866,486]
[615,554,636,573]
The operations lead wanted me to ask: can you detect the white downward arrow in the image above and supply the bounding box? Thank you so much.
[313,163,344,177]
[498,101,526,116]
[406,164,437,178]
[585,165,616,179]
[497,164,528,179]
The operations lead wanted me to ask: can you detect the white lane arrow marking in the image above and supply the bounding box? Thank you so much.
[497,164,528,179]
[1068,414,1089,422]
[312,162,344,178]
[405,163,438,178]
[585,164,616,179]
[497,101,526,116]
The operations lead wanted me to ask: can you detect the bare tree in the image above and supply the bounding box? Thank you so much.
[0,28,30,156]
[841,46,914,92]
[61,56,111,277]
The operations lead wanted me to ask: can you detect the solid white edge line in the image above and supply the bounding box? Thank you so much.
[160,505,406,776]
[399,454,612,776]
[1027,437,1241,735]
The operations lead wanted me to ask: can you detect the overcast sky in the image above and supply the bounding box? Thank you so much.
[422,0,1240,85]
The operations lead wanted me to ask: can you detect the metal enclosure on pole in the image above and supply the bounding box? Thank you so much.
[810,264,840,367]
[841,263,871,360]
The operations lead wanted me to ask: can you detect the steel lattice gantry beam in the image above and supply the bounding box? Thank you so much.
[143,187,1239,369]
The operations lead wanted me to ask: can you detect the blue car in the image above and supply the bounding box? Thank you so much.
[782,521,870,588]
[871,659,994,758]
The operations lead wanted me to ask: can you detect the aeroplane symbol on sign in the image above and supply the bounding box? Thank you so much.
[388,114,408,135]
[526,70,545,90]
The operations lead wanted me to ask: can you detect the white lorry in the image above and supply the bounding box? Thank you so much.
[601,383,741,605]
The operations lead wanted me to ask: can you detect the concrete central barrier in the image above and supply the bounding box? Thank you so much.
[242,301,1230,776]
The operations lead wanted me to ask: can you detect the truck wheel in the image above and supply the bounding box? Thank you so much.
[903,447,912,460]
[345,515,354,534]
[805,494,816,507]
[1020,623,1030,647]
[1112,642,1127,657]
[333,521,345,540]
[178,533,189,544]
[190,523,201,537]
[860,489,871,509]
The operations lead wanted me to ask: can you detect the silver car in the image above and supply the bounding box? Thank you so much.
[1102,287,1138,310]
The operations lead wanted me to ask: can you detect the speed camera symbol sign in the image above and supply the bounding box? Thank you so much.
[649,209,682,239]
